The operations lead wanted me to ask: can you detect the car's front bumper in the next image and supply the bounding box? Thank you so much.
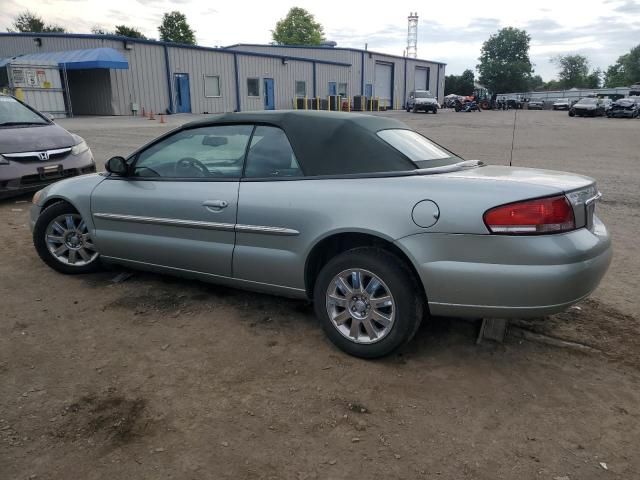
[397,217,612,319]
[413,103,438,111]
[573,108,598,116]
[0,150,95,199]
[608,110,637,118]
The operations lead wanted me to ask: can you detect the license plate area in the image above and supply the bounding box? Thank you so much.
[38,165,63,179]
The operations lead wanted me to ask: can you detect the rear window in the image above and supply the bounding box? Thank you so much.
[0,96,48,126]
[377,129,460,168]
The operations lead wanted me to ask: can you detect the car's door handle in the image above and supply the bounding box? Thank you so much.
[202,200,229,211]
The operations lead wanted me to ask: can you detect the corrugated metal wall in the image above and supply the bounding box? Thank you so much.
[228,45,445,104]
[0,35,446,114]
[236,55,315,111]
[167,47,235,114]
[109,43,169,116]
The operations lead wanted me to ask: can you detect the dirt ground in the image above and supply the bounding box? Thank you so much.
[1,110,639,479]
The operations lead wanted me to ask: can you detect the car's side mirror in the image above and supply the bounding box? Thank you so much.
[45,113,55,121]
[105,156,129,176]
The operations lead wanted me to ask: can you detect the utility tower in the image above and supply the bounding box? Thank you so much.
[407,12,418,58]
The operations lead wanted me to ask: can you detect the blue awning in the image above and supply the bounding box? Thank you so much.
[0,47,128,70]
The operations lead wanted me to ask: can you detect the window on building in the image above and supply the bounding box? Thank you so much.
[204,75,220,97]
[338,82,348,97]
[247,78,260,97]
[295,81,306,97]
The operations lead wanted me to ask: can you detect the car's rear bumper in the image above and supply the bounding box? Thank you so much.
[0,151,95,199]
[396,217,612,319]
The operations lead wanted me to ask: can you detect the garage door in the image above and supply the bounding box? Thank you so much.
[374,62,392,106]
[415,67,430,91]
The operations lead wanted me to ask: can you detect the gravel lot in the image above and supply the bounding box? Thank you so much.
[1,109,639,479]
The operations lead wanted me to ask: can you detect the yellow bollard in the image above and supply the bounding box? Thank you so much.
[348,96,351,112]
[316,97,319,110]
[377,97,380,111]
[293,97,297,110]
[327,95,330,111]
[14,87,24,101]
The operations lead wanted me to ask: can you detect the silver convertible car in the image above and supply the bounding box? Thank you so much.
[30,111,612,358]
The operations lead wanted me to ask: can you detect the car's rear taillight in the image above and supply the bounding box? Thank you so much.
[484,195,575,234]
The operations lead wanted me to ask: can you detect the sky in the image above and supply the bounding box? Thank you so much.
[1,0,639,80]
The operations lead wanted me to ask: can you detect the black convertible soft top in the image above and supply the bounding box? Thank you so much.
[184,111,417,176]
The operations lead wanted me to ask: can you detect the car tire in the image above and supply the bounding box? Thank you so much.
[433,108,438,114]
[33,201,101,275]
[313,247,423,358]
[412,105,418,113]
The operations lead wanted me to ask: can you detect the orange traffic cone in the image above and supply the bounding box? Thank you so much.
[148,110,155,120]
[159,114,166,124]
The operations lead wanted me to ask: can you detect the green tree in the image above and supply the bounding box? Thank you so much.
[553,54,590,88]
[604,44,640,87]
[445,69,475,95]
[528,74,545,91]
[272,7,324,45]
[586,68,602,89]
[115,25,146,39]
[158,11,196,45]
[477,27,533,93]
[10,11,65,33]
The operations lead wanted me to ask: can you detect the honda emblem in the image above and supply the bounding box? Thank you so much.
[38,151,50,161]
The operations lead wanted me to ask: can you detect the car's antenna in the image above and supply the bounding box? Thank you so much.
[509,108,517,167]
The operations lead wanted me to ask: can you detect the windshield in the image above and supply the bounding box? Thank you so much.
[578,98,597,105]
[615,99,634,105]
[377,129,461,168]
[414,91,431,98]
[555,98,569,103]
[0,96,48,126]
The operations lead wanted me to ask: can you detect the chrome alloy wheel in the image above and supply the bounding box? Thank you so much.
[45,213,98,266]
[325,269,395,344]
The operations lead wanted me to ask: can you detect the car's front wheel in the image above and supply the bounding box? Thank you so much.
[33,202,101,274]
[313,248,423,358]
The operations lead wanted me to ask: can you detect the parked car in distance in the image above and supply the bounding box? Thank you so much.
[527,99,545,110]
[505,95,524,109]
[569,98,605,117]
[30,111,611,358]
[553,98,571,110]
[0,93,95,199]
[406,90,438,113]
[607,97,639,118]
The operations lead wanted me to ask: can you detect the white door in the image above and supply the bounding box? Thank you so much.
[374,62,393,106]
[415,67,429,91]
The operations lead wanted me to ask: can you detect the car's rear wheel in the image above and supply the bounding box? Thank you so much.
[313,248,423,358]
[33,202,100,274]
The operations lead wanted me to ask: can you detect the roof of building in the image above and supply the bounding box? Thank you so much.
[183,110,417,176]
[223,43,447,65]
[0,47,128,69]
[0,33,352,67]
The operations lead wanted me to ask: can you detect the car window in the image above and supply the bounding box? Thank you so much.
[0,96,48,126]
[244,126,303,178]
[377,129,460,168]
[133,125,253,179]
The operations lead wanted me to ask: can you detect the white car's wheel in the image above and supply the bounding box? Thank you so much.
[314,248,423,358]
[33,202,100,274]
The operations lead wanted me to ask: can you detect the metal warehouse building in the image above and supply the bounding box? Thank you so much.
[0,32,445,117]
